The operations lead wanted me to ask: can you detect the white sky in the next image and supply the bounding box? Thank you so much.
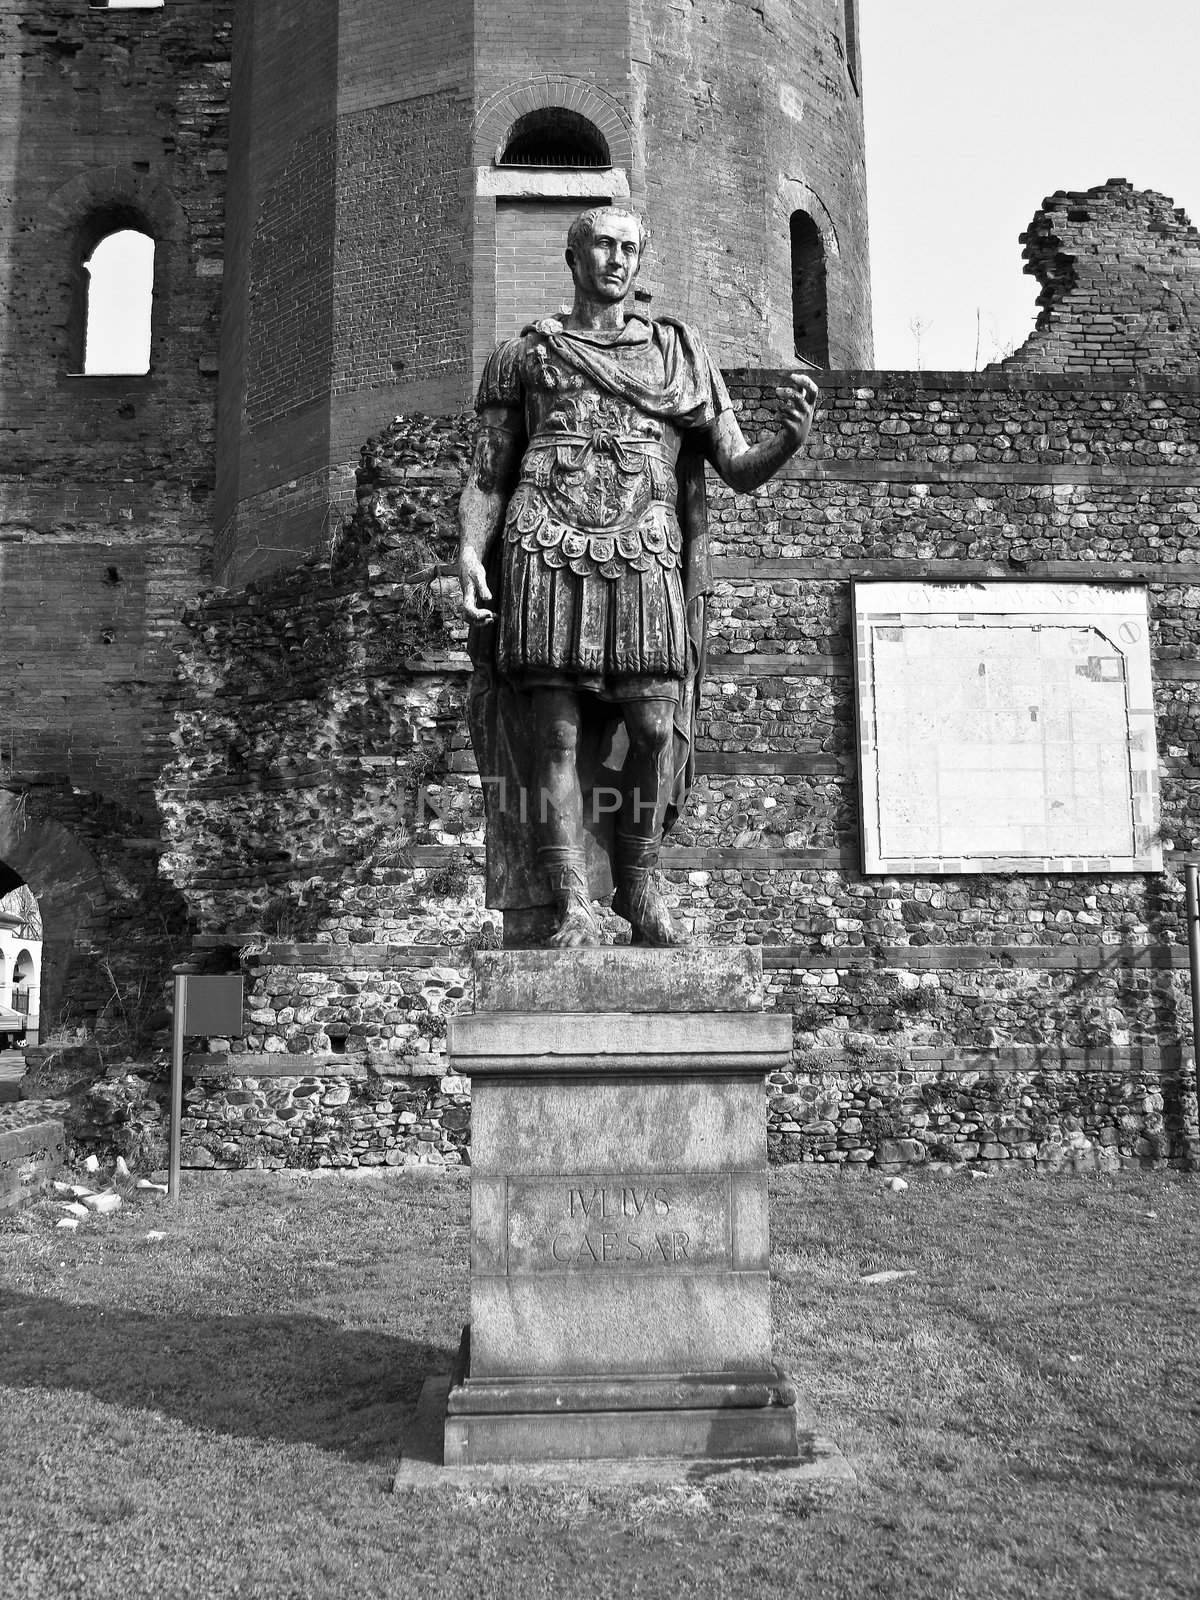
[860,0,1200,370]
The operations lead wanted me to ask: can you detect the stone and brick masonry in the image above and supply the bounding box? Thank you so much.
[2,0,1198,1182]
[161,183,1200,1173]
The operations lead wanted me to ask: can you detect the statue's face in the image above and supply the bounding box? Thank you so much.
[567,214,642,304]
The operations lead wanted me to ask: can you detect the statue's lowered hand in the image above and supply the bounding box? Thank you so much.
[460,551,495,624]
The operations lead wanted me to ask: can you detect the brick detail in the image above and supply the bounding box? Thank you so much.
[494,200,597,340]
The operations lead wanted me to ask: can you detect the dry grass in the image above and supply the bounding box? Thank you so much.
[1,1166,1197,1599]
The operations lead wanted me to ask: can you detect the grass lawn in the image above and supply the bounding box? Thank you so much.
[1,1166,1197,1600]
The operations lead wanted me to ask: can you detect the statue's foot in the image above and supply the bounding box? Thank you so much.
[547,899,602,948]
[613,878,677,947]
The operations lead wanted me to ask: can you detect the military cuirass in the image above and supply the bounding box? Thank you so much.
[504,335,685,582]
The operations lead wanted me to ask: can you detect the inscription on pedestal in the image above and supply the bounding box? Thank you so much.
[505,1173,733,1274]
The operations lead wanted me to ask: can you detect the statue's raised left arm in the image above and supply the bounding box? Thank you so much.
[707,371,819,493]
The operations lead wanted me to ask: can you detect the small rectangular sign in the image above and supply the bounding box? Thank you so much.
[182,975,244,1037]
[504,1173,733,1274]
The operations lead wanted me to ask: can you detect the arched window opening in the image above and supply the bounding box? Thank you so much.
[81,228,155,375]
[843,0,860,92]
[500,109,610,169]
[790,210,829,369]
[0,884,41,1048]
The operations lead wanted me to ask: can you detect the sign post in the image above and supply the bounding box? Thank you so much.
[1187,867,1200,1164]
[167,974,245,1204]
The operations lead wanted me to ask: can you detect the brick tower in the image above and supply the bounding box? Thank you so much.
[215,0,874,582]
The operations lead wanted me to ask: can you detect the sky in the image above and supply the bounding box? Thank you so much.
[860,0,1200,370]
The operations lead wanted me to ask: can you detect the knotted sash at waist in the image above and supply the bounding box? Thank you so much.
[523,429,678,476]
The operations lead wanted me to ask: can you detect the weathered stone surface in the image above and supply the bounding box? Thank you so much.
[468,1274,773,1381]
[469,1077,766,1175]
[0,1105,68,1213]
[473,947,764,1014]
[449,1010,791,1074]
[443,1398,801,1467]
[399,1376,856,1485]
[446,1369,796,1415]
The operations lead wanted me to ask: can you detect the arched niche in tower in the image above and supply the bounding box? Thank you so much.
[499,108,611,170]
[46,167,187,381]
[471,80,637,373]
[789,210,829,369]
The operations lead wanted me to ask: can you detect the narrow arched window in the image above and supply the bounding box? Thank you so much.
[12,948,38,1033]
[82,229,155,374]
[843,0,860,93]
[499,109,609,169]
[789,211,828,368]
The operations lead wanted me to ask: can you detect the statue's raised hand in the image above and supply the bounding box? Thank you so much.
[775,371,819,449]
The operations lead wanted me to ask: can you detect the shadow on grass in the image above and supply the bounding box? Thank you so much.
[0,1289,456,1465]
[938,1301,1200,1496]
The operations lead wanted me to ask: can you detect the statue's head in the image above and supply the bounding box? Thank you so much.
[565,207,649,304]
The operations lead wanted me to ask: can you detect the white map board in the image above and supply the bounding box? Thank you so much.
[854,582,1161,875]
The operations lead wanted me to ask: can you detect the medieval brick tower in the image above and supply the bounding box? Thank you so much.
[215,0,873,581]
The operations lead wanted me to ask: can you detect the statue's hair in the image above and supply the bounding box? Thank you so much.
[566,206,649,260]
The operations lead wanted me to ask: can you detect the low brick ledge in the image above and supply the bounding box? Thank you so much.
[190,939,1193,973]
[187,1051,445,1079]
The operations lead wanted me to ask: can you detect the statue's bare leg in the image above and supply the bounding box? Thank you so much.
[613,699,676,946]
[530,688,601,948]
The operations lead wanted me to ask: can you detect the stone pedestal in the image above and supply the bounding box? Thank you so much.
[442,947,803,1467]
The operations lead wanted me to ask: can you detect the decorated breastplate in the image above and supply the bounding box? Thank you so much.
[504,356,683,581]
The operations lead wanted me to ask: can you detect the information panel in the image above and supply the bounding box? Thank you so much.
[854,582,1160,875]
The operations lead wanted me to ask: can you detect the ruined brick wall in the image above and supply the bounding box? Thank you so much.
[1000,180,1200,377]
[0,0,232,1031]
[164,362,1200,1171]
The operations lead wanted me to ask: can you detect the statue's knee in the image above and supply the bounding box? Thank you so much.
[626,709,673,760]
[541,720,579,760]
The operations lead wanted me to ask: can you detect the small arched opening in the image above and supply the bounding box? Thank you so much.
[11,944,40,1046]
[71,212,156,375]
[0,886,42,1049]
[0,798,106,1042]
[499,109,610,169]
[492,108,617,338]
[789,210,829,369]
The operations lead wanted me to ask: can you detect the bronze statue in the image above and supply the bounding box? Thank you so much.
[460,207,818,948]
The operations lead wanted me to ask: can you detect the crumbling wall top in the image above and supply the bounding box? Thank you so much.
[999,179,1200,377]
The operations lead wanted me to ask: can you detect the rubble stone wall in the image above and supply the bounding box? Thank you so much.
[164,363,1200,1170]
